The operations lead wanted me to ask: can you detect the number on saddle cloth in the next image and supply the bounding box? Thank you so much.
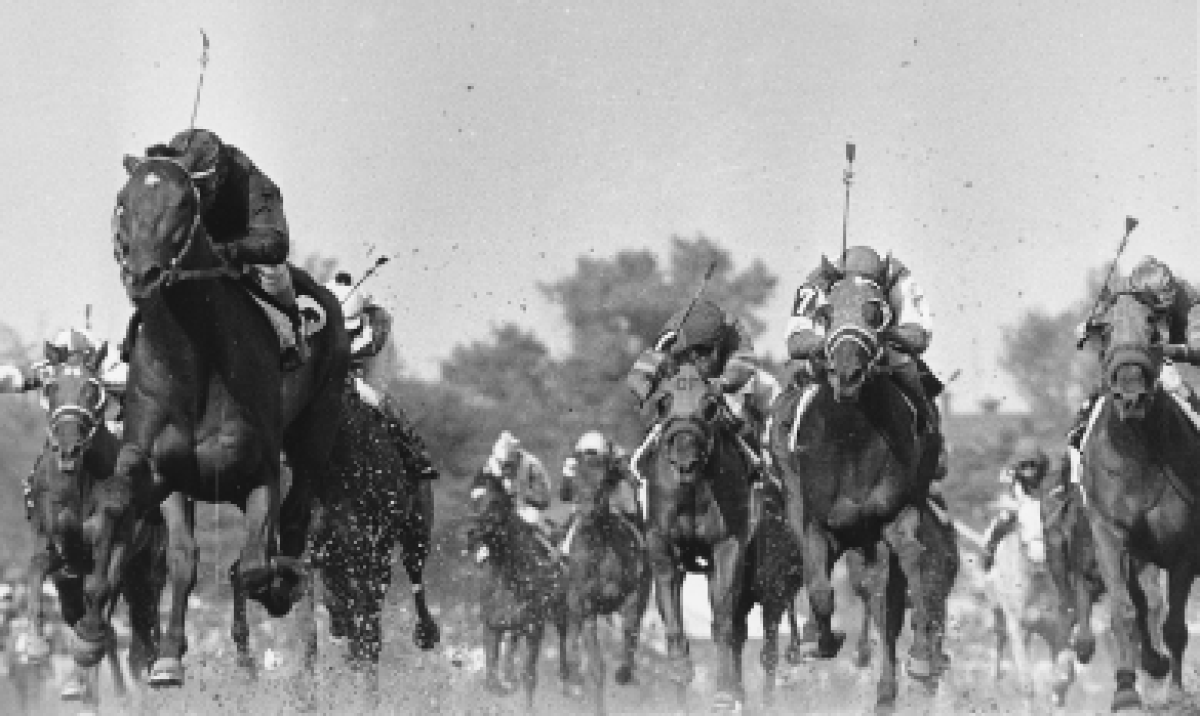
[662,363,711,421]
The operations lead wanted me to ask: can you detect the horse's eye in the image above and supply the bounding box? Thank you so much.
[862,302,885,330]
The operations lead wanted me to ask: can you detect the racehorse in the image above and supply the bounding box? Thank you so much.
[560,449,651,715]
[467,468,570,709]
[1080,290,1200,710]
[22,345,167,710]
[81,154,349,687]
[1041,455,1169,707]
[642,362,758,711]
[768,274,942,710]
[283,382,440,705]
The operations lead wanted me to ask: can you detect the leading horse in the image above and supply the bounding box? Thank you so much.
[80,155,349,686]
[1079,290,1200,710]
[768,275,944,710]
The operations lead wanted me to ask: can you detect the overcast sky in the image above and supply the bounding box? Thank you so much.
[1,1,1194,411]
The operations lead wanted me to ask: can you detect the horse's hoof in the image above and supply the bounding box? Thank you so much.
[23,633,51,664]
[1141,648,1170,680]
[804,630,845,660]
[484,677,512,696]
[1051,685,1067,708]
[414,620,440,651]
[711,690,744,713]
[614,664,634,685]
[148,657,185,688]
[1111,687,1141,712]
[1073,633,1096,664]
[60,675,88,701]
[235,654,259,682]
[906,655,936,680]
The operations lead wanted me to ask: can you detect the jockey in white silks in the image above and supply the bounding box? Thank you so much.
[981,437,1051,570]
[478,431,559,557]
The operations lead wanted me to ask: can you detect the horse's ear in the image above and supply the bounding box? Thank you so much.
[91,342,109,373]
[123,155,143,176]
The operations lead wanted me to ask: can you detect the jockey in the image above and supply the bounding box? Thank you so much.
[483,431,558,553]
[785,245,945,477]
[626,298,763,475]
[561,431,644,529]
[981,437,1051,570]
[324,272,439,482]
[126,129,306,370]
[1068,256,1200,462]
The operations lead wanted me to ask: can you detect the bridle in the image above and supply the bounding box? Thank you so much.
[113,157,241,291]
[44,365,107,461]
[823,276,892,378]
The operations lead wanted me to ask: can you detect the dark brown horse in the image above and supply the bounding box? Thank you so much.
[1078,290,1198,711]
[22,345,167,710]
[1042,454,1168,707]
[467,468,570,709]
[560,450,651,715]
[768,275,941,710]
[642,362,757,711]
[80,155,349,687]
[284,382,440,705]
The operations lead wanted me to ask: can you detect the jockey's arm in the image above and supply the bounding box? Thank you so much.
[714,318,757,394]
[982,508,1018,555]
[214,150,290,266]
[882,272,932,355]
[0,363,45,394]
[559,456,577,503]
[785,284,828,360]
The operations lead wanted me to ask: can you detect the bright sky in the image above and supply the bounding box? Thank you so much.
[1,2,1195,412]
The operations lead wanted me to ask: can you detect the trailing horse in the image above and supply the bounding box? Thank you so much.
[560,450,651,715]
[1073,291,1194,709]
[22,345,167,711]
[641,362,760,711]
[1041,455,1168,707]
[83,155,349,687]
[768,275,944,710]
[467,468,570,709]
[283,382,440,705]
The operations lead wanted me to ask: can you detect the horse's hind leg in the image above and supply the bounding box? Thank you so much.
[398,487,440,650]
[760,596,785,707]
[150,492,196,688]
[885,506,932,682]
[522,623,546,711]
[864,543,903,710]
[582,616,606,715]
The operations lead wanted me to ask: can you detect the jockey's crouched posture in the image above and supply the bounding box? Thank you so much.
[625,298,766,479]
[120,129,307,371]
[481,431,559,557]
[1068,256,1200,471]
[325,272,439,484]
[785,245,946,479]
[0,328,126,520]
[981,437,1054,570]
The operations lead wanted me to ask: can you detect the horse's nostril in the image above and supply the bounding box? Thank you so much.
[141,265,164,287]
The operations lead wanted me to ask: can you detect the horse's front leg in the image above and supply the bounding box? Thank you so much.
[22,535,57,664]
[582,615,606,716]
[228,560,257,678]
[240,458,292,617]
[708,537,748,712]
[1133,564,1170,679]
[647,529,692,688]
[483,625,507,695]
[75,474,135,669]
[863,540,903,710]
[522,622,546,711]
[149,491,196,687]
[1089,515,1142,711]
[399,504,440,651]
[884,505,933,682]
[802,523,844,658]
[615,557,652,687]
[1163,564,1196,703]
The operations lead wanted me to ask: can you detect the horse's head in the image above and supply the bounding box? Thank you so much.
[656,364,722,483]
[41,343,109,475]
[112,155,211,303]
[466,469,516,563]
[570,450,621,519]
[824,276,890,402]
[1098,292,1162,421]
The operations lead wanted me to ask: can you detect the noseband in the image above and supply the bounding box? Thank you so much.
[45,371,106,459]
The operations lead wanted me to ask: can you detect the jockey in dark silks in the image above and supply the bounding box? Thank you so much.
[981,437,1052,571]
[785,245,946,478]
[1068,256,1200,472]
[121,129,307,370]
[325,272,440,485]
[625,299,764,479]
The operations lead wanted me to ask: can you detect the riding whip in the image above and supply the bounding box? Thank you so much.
[841,142,856,261]
[673,261,718,340]
[1076,216,1138,349]
[341,255,390,304]
[182,30,210,154]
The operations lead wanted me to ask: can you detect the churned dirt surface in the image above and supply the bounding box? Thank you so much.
[6,493,1200,716]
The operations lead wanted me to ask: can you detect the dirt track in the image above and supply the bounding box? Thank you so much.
[7,525,1200,715]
